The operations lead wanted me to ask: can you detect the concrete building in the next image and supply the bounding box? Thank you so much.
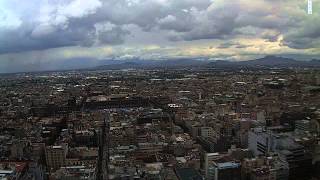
[202,153,221,178]
[52,166,95,180]
[208,161,241,180]
[242,156,289,180]
[175,167,202,180]
[45,144,68,171]
[200,127,215,138]
[248,128,274,156]
[295,120,311,133]
[248,128,312,179]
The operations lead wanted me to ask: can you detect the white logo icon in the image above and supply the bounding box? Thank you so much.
[308,0,313,14]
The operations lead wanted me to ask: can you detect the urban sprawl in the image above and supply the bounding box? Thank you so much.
[0,67,319,180]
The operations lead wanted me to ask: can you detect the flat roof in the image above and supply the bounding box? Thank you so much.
[0,170,14,174]
[175,168,202,180]
[217,162,240,169]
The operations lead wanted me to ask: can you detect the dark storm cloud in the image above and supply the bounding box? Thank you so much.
[0,23,96,54]
[282,16,320,49]
[0,0,214,54]
[0,0,129,54]
[0,0,320,56]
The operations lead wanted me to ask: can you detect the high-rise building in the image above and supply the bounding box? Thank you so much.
[248,128,274,156]
[202,152,221,178]
[248,128,313,179]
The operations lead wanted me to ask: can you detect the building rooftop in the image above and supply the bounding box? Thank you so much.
[216,162,240,169]
[175,168,202,180]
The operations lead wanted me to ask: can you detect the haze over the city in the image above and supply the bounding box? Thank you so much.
[0,0,319,72]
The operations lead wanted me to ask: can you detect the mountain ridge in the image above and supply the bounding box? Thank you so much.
[94,56,320,70]
[2,56,319,74]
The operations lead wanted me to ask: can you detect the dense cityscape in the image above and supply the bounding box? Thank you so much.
[0,65,319,180]
[1,0,320,179]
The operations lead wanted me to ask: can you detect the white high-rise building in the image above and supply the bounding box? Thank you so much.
[203,152,221,179]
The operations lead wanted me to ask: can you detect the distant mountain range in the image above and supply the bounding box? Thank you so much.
[207,56,320,68]
[92,55,320,70]
[3,55,320,74]
[94,58,208,70]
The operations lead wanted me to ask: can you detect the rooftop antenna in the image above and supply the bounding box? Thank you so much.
[198,92,202,102]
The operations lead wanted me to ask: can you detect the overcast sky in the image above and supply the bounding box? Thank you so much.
[0,0,319,72]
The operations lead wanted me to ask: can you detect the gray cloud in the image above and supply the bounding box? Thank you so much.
[0,0,125,54]
[0,23,97,54]
[216,42,251,49]
[216,42,237,49]
[282,15,320,49]
[0,0,319,56]
[98,26,130,45]
[0,0,214,54]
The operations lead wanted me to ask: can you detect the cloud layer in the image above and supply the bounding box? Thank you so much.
[0,0,319,72]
